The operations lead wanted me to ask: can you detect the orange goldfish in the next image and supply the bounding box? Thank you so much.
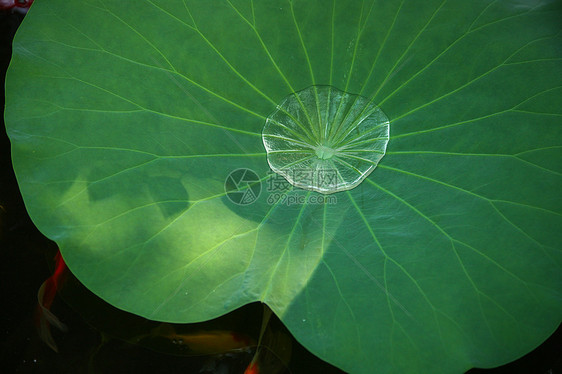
[35,250,68,352]
[143,323,256,355]
[244,360,259,374]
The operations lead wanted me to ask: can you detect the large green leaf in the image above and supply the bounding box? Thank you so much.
[5,0,561,373]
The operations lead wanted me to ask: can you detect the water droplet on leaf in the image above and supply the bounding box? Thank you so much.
[262,85,390,194]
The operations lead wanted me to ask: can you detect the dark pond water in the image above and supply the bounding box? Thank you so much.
[1,8,560,374]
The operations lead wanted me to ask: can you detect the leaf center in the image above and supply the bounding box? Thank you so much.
[315,145,336,160]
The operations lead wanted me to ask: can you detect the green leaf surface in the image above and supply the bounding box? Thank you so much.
[5,1,561,373]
